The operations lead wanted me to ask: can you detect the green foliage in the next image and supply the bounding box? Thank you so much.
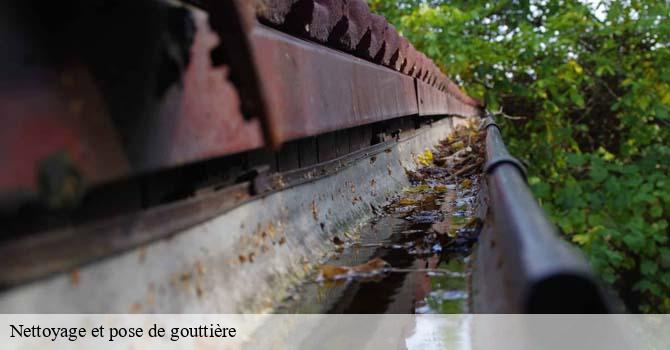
[370,0,670,312]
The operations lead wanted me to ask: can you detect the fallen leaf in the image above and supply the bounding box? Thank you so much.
[317,258,391,281]
[447,228,460,237]
[405,184,431,193]
[451,141,465,151]
[433,157,447,167]
[417,148,434,166]
[352,258,391,273]
[398,197,419,206]
[464,217,483,229]
[318,265,350,280]
[406,170,425,181]
[433,184,449,193]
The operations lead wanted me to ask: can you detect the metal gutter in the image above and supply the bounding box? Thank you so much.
[0,118,450,290]
[472,114,613,312]
[0,117,458,313]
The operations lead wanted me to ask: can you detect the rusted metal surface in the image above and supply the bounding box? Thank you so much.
[253,0,483,109]
[252,25,419,143]
[446,80,483,108]
[126,7,265,171]
[0,2,264,206]
[0,2,131,206]
[416,80,481,117]
[416,79,448,116]
[0,72,130,207]
[1,0,482,208]
[203,0,274,146]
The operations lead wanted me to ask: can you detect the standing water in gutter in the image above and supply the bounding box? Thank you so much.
[278,120,486,313]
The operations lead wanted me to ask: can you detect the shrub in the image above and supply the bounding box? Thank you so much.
[371,0,670,312]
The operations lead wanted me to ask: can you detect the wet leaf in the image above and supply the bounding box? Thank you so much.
[464,217,482,229]
[318,265,350,281]
[317,258,391,281]
[433,157,447,167]
[398,197,420,206]
[406,170,425,181]
[450,141,465,151]
[352,258,391,273]
[405,184,431,193]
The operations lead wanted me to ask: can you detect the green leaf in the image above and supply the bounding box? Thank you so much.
[589,165,608,182]
[650,205,663,218]
[640,260,658,276]
[569,88,585,108]
[655,105,669,120]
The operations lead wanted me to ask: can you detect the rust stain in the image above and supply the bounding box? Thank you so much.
[138,246,147,264]
[129,303,142,313]
[146,284,156,307]
[195,261,206,276]
[69,270,80,287]
[267,223,277,239]
[180,272,192,282]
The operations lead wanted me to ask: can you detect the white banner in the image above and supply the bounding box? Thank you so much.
[1,314,665,349]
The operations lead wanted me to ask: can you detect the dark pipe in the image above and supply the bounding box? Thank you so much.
[482,115,611,313]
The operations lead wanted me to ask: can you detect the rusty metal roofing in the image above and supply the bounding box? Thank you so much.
[253,0,483,108]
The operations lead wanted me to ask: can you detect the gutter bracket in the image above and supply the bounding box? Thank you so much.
[484,156,528,181]
[481,114,528,180]
[479,116,500,131]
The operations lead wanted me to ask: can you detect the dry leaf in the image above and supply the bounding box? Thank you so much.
[417,148,434,166]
